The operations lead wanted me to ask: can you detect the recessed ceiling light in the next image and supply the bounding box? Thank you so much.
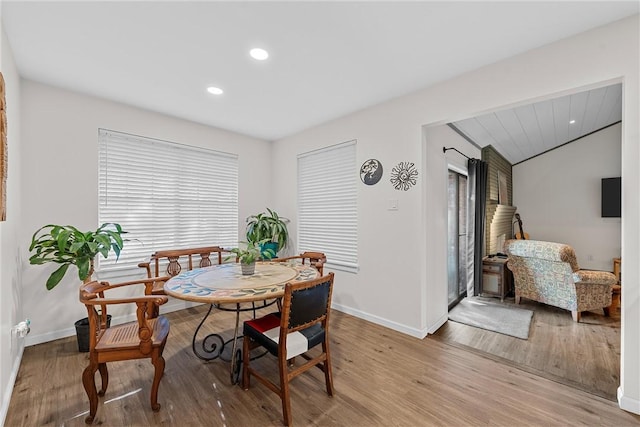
[569,119,576,124]
[207,86,224,95]
[250,48,269,61]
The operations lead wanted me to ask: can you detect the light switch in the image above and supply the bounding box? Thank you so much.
[388,199,398,210]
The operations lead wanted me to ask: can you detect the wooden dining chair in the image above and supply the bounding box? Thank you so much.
[138,246,226,294]
[79,277,171,424]
[242,272,335,426]
[138,246,227,316]
[272,251,327,275]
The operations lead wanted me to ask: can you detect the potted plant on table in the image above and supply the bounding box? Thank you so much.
[227,239,276,276]
[28,222,127,351]
[245,208,290,257]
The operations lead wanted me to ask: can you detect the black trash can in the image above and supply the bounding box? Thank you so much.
[74,315,112,352]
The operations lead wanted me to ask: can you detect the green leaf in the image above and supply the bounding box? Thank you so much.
[77,258,91,280]
[56,230,72,252]
[86,241,99,253]
[69,241,84,253]
[29,256,48,265]
[98,246,109,258]
[105,230,124,248]
[46,264,69,290]
[111,243,121,259]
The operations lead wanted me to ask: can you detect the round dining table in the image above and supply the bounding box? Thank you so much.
[164,261,320,383]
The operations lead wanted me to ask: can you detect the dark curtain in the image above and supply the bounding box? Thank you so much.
[468,158,487,296]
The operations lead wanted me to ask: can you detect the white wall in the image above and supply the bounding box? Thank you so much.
[513,123,621,271]
[0,16,23,427]
[20,81,273,346]
[271,15,640,413]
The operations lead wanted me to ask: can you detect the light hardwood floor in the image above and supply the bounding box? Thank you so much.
[6,305,639,426]
[434,296,621,401]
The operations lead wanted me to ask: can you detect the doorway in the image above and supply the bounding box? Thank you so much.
[447,169,468,309]
[437,84,623,402]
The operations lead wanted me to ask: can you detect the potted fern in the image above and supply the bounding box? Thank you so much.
[245,208,289,257]
[29,222,126,289]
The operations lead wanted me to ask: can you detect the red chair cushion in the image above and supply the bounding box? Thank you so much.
[244,313,325,360]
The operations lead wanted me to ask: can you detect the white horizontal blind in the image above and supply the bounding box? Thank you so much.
[297,140,358,271]
[98,129,238,274]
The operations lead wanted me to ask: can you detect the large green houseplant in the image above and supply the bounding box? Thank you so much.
[245,208,290,256]
[29,223,126,290]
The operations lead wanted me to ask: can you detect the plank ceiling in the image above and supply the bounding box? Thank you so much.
[451,83,622,164]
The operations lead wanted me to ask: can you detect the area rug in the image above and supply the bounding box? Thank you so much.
[449,297,534,339]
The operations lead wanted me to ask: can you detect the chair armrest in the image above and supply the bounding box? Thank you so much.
[138,260,152,278]
[573,270,617,286]
[272,255,300,263]
[100,276,170,291]
[83,294,169,307]
[81,277,170,303]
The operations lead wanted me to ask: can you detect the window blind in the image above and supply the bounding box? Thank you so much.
[297,140,358,272]
[98,129,238,274]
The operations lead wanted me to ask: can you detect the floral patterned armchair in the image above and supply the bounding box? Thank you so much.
[504,239,616,322]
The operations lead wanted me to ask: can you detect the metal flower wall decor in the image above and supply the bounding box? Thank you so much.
[390,161,418,191]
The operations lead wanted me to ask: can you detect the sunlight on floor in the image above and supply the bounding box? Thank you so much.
[64,388,142,425]
[211,382,228,427]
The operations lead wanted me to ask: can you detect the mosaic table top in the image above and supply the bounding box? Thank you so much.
[163,261,320,304]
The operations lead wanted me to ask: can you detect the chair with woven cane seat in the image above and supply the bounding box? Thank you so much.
[79,277,171,424]
[272,251,327,275]
[242,272,335,426]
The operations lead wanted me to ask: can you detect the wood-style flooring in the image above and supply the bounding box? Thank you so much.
[433,296,621,401]
[6,304,639,426]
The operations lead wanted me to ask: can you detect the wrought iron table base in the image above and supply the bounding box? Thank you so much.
[191,300,276,384]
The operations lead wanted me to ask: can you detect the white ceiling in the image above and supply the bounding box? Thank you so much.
[451,83,623,164]
[2,1,638,142]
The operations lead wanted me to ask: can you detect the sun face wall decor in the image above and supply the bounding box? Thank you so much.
[390,161,418,191]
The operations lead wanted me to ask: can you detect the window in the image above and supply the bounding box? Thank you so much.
[297,140,358,272]
[98,129,238,275]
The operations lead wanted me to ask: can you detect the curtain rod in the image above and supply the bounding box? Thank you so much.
[442,146,473,160]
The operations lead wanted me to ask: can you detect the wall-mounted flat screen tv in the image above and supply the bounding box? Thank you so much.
[601,177,621,218]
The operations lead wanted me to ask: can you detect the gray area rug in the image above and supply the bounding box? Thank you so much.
[449,297,534,339]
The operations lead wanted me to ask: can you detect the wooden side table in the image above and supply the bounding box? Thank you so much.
[481,256,513,301]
